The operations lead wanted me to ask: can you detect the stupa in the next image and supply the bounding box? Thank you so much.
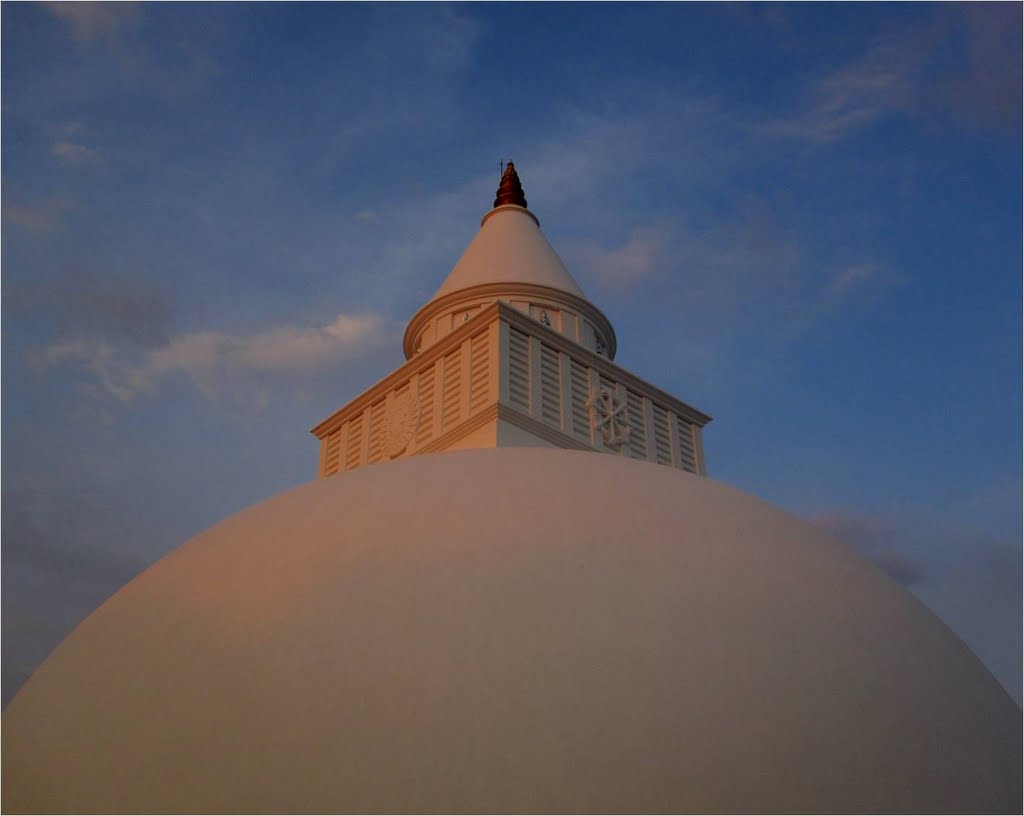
[3,164,1020,814]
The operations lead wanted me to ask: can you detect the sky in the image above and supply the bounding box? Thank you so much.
[2,3,1021,706]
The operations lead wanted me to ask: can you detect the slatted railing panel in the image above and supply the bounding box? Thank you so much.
[323,430,342,477]
[676,415,697,473]
[652,404,672,465]
[345,415,363,471]
[508,328,530,411]
[469,331,489,414]
[627,390,646,459]
[416,368,435,448]
[442,350,461,432]
[570,359,590,439]
[540,344,561,428]
[367,400,387,463]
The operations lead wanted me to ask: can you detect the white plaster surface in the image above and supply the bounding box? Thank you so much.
[434,207,587,300]
[495,417,560,448]
[3,449,1021,813]
[441,421,497,452]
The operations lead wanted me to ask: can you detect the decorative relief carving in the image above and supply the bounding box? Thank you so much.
[587,385,630,449]
[539,310,551,327]
[384,392,420,458]
[594,334,608,356]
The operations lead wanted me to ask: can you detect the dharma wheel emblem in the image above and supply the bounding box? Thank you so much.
[384,392,420,458]
[587,385,631,449]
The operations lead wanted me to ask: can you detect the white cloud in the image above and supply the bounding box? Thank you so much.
[828,262,880,295]
[764,33,924,143]
[34,313,396,406]
[51,141,101,165]
[821,262,909,313]
[762,9,1020,144]
[567,225,672,294]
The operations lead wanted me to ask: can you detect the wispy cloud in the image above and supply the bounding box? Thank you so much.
[616,205,901,338]
[566,225,672,295]
[943,4,1023,129]
[812,512,923,585]
[44,2,217,96]
[766,35,921,143]
[51,140,101,165]
[810,509,1022,701]
[3,195,75,234]
[6,268,173,348]
[822,262,909,309]
[46,2,139,45]
[417,6,487,74]
[33,313,396,407]
[827,263,881,296]
[2,476,157,705]
[765,6,1021,144]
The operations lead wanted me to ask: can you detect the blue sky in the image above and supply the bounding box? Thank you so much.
[3,3,1021,704]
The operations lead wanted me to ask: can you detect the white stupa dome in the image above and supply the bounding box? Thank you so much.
[3,449,1020,813]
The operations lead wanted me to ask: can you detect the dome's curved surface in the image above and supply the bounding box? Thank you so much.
[3,449,1020,814]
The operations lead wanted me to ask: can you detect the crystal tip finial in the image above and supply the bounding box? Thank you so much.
[493,161,528,209]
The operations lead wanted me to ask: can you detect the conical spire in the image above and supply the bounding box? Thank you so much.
[493,161,528,209]
[402,161,617,362]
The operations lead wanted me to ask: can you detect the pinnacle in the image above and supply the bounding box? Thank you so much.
[493,161,528,209]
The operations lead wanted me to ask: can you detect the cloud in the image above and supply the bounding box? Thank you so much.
[46,2,139,44]
[417,6,487,74]
[2,479,155,705]
[943,4,1023,129]
[822,262,909,310]
[765,7,1022,144]
[601,204,806,335]
[566,225,672,295]
[811,512,923,585]
[5,268,174,348]
[809,509,1022,701]
[594,202,903,344]
[33,312,397,407]
[766,35,921,143]
[51,141,101,165]
[827,263,880,296]
[43,2,217,96]
[3,195,74,234]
